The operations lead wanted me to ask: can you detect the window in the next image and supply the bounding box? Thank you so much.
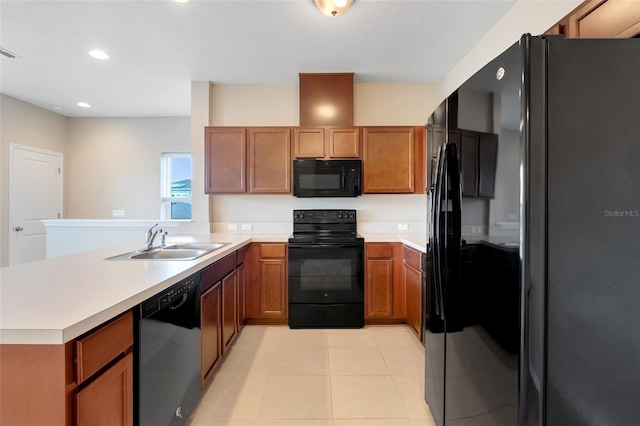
[161,153,192,220]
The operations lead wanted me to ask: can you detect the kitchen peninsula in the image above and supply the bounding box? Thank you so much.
[0,230,428,426]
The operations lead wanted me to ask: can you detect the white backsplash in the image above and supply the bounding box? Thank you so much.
[210,194,427,225]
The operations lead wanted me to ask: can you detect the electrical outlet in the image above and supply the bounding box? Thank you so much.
[397,223,409,231]
[227,224,238,231]
[241,224,252,231]
[112,210,125,218]
[471,226,477,234]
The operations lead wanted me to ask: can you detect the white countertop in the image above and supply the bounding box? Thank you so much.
[0,231,426,345]
[0,233,288,345]
[360,232,428,253]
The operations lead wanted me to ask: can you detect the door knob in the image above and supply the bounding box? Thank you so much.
[14,226,23,232]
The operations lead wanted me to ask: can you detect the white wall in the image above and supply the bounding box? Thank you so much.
[65,117,190,219]
[0,94,68,267]
[207,82,438,231]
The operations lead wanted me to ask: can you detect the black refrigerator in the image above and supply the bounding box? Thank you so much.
[425,34,640,426]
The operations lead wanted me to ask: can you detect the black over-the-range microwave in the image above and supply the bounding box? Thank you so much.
[293,158,362,197]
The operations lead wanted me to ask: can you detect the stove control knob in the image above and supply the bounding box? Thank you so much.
[338,213,343,219]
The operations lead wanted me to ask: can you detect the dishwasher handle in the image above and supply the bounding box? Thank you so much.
[169,293,189,310]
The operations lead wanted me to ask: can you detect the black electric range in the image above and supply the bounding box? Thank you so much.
[288,209,364,328]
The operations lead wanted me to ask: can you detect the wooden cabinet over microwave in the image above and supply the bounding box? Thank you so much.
[293,127,360,159]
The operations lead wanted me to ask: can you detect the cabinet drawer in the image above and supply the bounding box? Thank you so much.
[367,243,393,259]
[402,245,422,271]
[260,243,286,258]
[202,252,238,292]
[76,311,133,384]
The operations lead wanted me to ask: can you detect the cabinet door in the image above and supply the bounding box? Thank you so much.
[237,263,246,330]
[201,283,221,385]
[222,270,238,353]
[478,133,498,198]
[362,127,414,193]
[404,263,422,341]
[76,353,133,426]
[294,128,325,158]
[365,259,393,318]
[260,258,287,317]
[329,128,360,158]
[460,130,479,197]
[248,128,291,193]
[205,127,247,193]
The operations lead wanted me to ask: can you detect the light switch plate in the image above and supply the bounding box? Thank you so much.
[397,223,409,231]
[227,224,238,231]
[112,210,125,217]
[241,224,252,231]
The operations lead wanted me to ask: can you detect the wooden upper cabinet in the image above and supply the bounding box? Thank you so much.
[248,128,291,193]
[294,128,325,158]
[329,128,360,158]
[293,127,360,159]
[205,127,247,193]
[362,127,415,193]
[546,0,640,39]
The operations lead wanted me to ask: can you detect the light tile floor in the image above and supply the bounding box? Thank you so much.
[189,325,437,426]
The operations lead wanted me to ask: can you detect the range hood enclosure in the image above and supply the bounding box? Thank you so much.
[299,73,354,127]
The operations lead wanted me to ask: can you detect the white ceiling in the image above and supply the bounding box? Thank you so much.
[1,0,524,117]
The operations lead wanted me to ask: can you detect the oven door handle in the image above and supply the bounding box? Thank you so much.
[289,243,363,249]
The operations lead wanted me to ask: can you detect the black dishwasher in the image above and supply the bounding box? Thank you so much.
[134,272,201,426]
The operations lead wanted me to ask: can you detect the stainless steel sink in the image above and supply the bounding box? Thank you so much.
[162,242,230,251]
[129,249,208,260]
[105,242,230,261]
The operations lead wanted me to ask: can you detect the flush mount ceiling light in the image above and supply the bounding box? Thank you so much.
[77,102,91,108]
[89,49,109,60]
[174,0,190,3]
[314,0,354,17]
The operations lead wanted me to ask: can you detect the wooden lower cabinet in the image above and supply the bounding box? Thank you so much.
[403,246,423,341]
[365,243,404,322]
[201,282,221,386]
[237,263,246,330]
[260,258,287,317]
[76,353,133,426]
[222,270,238,353]
[403,263,422,341]
[244,243,288,323]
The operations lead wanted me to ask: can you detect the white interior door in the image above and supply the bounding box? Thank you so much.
[9,144,63,265]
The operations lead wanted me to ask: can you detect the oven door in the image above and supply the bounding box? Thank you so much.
[288,242,364,304]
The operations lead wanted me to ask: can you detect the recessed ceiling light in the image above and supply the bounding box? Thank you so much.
[77,102,91,108]
[89,49,109,60]
[51,105,63,111]
[174,0,190,3]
